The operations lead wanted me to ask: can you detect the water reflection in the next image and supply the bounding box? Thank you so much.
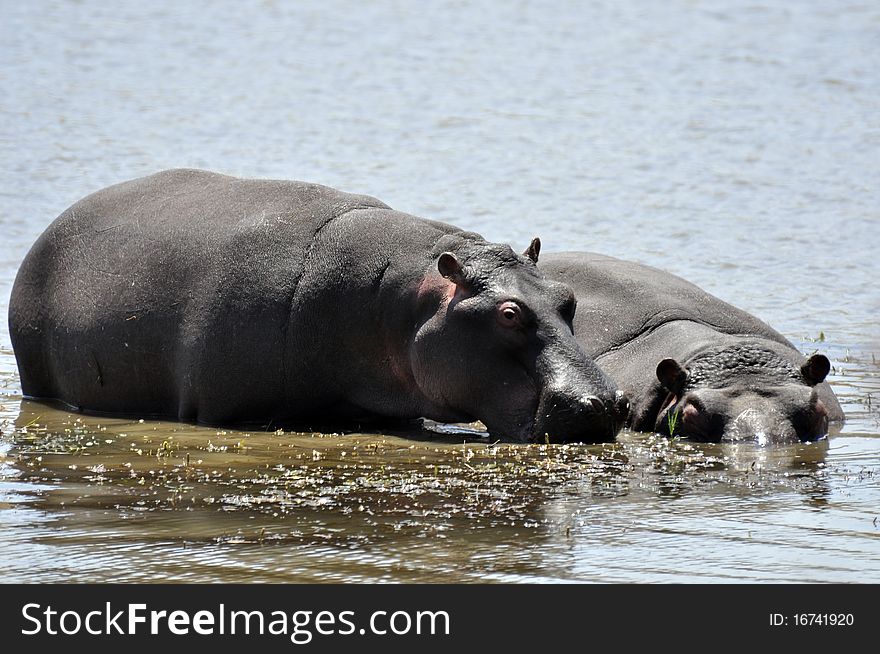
[7,400,574,537]
[5,395,870,583]
[625,433,832,502]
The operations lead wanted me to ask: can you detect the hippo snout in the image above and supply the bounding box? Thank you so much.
[722,407,800,444]
[533,389,629,443]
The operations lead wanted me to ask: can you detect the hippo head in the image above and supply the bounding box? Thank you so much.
[411,234,628,443]
[653,344,832,444]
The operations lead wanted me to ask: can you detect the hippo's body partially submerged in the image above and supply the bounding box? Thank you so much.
[10,170,627,442]
[543,252,843,443]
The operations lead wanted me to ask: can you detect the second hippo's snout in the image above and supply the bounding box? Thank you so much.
[533,388,630,443]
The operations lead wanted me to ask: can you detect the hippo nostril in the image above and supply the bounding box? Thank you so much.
[587,396,605,413]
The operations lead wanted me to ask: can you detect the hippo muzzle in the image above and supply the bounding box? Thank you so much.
[722,407,795,444]
[533,388,630,443]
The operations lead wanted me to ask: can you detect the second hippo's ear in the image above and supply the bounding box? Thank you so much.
[438,252,466,285]
[523,237,541,264]
[801,353,831,385]
[656,358,688,394]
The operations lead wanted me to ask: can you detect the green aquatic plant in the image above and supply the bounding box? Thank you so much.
[666,408,681,437]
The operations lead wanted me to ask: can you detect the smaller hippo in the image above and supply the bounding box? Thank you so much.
[542,252,844,443]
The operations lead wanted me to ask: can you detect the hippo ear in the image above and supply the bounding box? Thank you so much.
[438,252,466,285]
[801,353,830,385]
[523,237,541,264]
[656,358,688,394]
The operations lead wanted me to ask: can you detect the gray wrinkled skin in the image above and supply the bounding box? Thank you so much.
[542,252,843,444]
[9,169,625,443]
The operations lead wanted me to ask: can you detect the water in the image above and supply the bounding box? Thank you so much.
[1,0,878,582]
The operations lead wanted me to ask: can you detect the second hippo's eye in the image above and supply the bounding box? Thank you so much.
[497,301,522,328]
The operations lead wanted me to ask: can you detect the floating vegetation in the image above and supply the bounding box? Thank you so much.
[0,364,876,584]
[2,407,849,537]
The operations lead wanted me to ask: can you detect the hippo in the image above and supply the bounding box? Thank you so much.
[542,252,843,443]
[9,169,628,443]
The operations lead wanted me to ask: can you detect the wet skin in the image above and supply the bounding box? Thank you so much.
[9,170,626,443]
[542,252,843,443]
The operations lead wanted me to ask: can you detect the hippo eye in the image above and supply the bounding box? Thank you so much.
[497,301,522,328]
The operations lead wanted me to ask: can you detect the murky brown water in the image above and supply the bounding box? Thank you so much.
[2,365,877,583]
[2,0,879,582]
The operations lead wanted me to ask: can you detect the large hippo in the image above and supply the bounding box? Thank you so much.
[542,252,843,443]
[9,169,628,443]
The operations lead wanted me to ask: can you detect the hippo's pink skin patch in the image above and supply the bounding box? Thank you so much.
[661,394,678,414]
[388,357,412,384]
[384,341,415,386]
[682,402,700,423]
[416,273,458,306]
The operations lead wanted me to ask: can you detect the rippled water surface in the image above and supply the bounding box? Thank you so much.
[1,0,878,582]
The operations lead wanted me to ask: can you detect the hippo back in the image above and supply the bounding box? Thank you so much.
[8,169,399,418]
[541,251,792,357]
